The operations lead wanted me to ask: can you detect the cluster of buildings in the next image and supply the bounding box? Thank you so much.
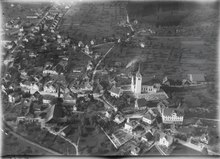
[2,2,215,156]
[98,62,211,155]
[108,65,169,100]
[2,4,84,131]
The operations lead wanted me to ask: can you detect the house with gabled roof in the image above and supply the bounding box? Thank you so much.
[63,92,76,104]
[141,131,154,143]
[142,112,155,125]
[45,104,64,123]
[114,114,125,124]
[109,86,121,98]
[135,98,148,110]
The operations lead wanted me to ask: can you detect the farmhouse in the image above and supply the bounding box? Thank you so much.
[109,86,121,98]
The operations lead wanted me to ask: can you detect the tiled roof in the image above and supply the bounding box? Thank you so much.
[137,98,148,107]
[143,112,154,120]
[133,125,145,132]
[144,132,154,141]
[45,104,64,122]
[109,86,121,95]
[163,108,184,117]
[147,101,158,108]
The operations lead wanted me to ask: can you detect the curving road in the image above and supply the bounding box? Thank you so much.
[58,134,79,155]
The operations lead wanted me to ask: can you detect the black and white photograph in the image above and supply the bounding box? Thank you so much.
[1,0,220,157]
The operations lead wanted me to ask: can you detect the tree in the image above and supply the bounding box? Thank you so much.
[202,147,208,155]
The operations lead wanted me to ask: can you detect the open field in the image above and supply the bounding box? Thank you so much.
[2,1,51,24]
[59,2,127,40]
[173,86,218,119]
[2,132,52,156]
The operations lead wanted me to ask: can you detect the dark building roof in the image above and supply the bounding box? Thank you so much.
[33,91,41,98]
[163,108,184,117]
[147,101,159,108]
[143,78,161,86]
[132,125,145,132]
[45,104,64,122]
[144,132,154,141]
[137,98,148,108]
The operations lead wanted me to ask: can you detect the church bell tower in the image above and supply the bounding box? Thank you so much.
[135,63,142,94]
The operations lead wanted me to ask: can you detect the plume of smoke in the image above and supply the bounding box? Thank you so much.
[126,54,147,68]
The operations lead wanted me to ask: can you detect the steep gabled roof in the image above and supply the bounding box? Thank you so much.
[45,104,64,122]
[144,132,154,141]
[143,112,154,120]
[109,86,121,95]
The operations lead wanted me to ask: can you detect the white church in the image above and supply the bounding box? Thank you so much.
[108,64,168,101]
[131,65,161,95]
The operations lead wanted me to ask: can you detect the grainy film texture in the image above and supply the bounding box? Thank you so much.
[1,0,220,157]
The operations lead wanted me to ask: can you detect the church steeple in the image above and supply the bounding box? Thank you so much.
[135,63,142,94]
[136,63,142,78]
